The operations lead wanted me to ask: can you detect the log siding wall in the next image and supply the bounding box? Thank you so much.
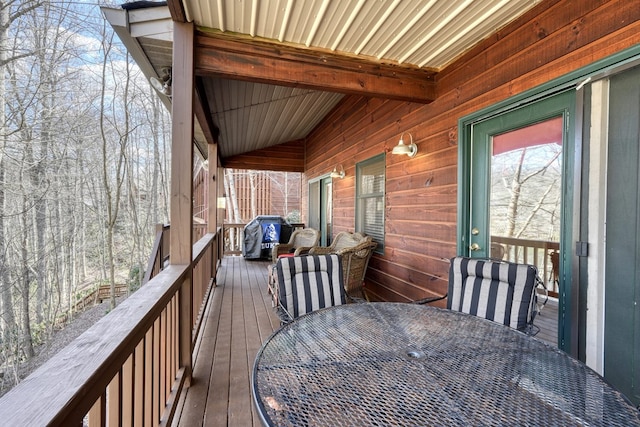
[303,0,640,303]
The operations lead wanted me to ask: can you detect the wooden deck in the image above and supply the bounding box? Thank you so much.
[534,296,559,346]
[173,256,278,427]
[173,256,560,427]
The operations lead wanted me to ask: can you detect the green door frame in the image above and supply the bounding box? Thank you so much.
[458,45,640,359]
[308,175,333,246]
[320,176,332,246]
[461,90,575,353]
[468,93,574,258]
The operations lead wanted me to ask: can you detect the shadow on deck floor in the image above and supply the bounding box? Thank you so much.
[173,256,560,426]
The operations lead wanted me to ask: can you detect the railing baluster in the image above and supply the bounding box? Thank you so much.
[107,372,121,427]
[144,328,153,427]
[160,308,167,413]
[179,274,193,387]
[134,341,144,426]
[89,392,106,427]
[544,246,548,279]
[153,318,160,425]
[122,355,134,427]
[168,296,175,395]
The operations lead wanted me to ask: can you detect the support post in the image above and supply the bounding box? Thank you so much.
[171,20,194,381]
[208,143,219,281]
[207,143,218,234]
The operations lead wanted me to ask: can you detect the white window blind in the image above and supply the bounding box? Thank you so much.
[356,155,385,251]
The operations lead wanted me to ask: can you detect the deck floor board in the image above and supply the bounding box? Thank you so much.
[175,256,277,427]
[175,256,558,426]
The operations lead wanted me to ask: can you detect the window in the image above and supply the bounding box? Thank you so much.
[356,154,385,252]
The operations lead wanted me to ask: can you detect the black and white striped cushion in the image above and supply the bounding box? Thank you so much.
[448,257,537,330]
[276,254,346,319]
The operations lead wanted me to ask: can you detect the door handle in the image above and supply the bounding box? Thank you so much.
[470,243,481,251]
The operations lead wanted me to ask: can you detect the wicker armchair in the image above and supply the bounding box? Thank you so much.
[271,228,320,263]
[308,232,376,301]
[340,240,377,301]
[307,231,372,256]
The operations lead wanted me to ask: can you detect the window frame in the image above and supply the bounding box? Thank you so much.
[355,153,385,253]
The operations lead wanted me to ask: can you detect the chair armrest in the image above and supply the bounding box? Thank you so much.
[293,246,314,256]
[413,294,447,305]
[272,243,295,263]
[340,240,375,257]
[308,246,333,255]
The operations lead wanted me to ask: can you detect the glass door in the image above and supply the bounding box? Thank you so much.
[464,91,575,350]
[472,117,563,285]
[320,177,333,246]
[308,176,333,246]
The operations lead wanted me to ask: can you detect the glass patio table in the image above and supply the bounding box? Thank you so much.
[252,302,640,426]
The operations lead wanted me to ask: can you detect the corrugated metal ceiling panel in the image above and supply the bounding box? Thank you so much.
[185,0,540,70]
[206,79,344,157]
[106,1,543,165]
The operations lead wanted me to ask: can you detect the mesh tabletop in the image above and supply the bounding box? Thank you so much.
[252,302,640,426]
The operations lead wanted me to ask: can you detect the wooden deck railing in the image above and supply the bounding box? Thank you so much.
[0,230,222,426]
[224,223,246,255]
[491,236,560,296]
[143,224,171,284]
[143,223,211,284]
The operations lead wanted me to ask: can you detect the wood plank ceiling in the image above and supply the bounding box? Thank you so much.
[105,0,541,166]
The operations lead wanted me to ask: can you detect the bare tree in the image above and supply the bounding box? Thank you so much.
[0,0,44,361]
[491,144,562,247]
[0,0,173,395]
[98,27,129,310]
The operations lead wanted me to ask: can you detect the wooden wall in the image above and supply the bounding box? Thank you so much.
[223,139,305,172]
[303,0,640,303]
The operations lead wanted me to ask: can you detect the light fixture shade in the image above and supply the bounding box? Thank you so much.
[392,133,417,157]
[150,73,172,97]
[330,165,345,179]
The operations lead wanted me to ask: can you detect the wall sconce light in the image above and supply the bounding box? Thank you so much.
[216,197,226,209]
[330,165,345,179]
[392,132,418,158]
[150,67,172,97]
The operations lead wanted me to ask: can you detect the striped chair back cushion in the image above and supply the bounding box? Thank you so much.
[276,254,346,319]
[448,256,537,331]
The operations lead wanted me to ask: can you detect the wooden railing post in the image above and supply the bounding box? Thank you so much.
[208,142,219,282]
[171,19,195,382]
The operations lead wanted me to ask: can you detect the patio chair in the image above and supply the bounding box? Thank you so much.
[307,231,372,256]
[271,227,320,263]
[417,256,546,334]
[307,232,376,301]
[274,254,347,323]
[340,240,377,301]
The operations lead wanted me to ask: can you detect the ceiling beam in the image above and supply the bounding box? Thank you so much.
[194,77,219,145]
[194,32,436,104]
[166,0,187,23]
